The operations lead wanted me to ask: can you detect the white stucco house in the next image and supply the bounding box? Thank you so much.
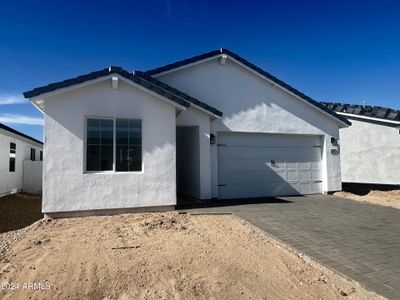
[0,123,43,197]
[24,49,351,217]
[321,102,400,186]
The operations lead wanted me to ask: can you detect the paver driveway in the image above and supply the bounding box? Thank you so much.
[180,195,400,299]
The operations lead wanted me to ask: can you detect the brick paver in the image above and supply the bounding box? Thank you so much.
[181,195,400,299]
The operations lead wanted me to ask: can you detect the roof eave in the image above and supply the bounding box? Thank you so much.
[24,71,191,111]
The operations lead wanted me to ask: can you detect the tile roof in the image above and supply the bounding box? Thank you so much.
[145,48,351,126]
[0,122,43,145]
[134,71,222,116]
[24,66,223,117]
[320,102,400,122]
[24,67,191,109]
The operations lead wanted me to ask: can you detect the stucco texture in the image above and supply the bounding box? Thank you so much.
[157,57,344,195]
[340,119,400,185]
[42,79,177,213]
[0,130,42,197]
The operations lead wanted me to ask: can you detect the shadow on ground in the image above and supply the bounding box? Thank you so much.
[177,195,294,209]
[0,193,43,233]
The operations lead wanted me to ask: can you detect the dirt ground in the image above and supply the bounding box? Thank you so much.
[0,213,382,300]
[0,193,42,233]
[334,190,400,209]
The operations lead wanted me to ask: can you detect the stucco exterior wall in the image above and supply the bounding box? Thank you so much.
[23,160,43,194]
[42,79,177,213]
[340,118,400,185]
[0,130,42,197]
[157,57,343,196]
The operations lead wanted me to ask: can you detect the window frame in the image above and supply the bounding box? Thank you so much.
[9,142,16,172]
[84,116,143,174]
[30,148,36,161]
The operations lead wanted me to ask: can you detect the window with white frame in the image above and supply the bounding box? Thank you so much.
[86,118,142,172]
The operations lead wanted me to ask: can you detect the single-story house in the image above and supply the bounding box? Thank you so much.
[321,102,400,186]
[0,122,43,197]
[24,49,351,217]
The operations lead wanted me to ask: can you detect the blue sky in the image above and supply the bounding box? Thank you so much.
[1,0,400,142]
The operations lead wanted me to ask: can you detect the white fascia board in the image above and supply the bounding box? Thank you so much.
[226,57,350,128]
[117,76,188,111]
[337,112,400,125]
[154,54,349,128]
[190,103,221,119]
[28,76,113,102]
[30,99,45,114]
[28,74,189,112]
[147,72,221,119]
[152,55,221,77]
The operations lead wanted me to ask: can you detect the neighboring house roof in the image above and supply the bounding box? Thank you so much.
[0,122,43,145]
[23,67,222,117]
[145,48,351,126]
[320,102,400,123]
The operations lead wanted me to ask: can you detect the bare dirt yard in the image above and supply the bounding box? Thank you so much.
[0,211,382,299]
[334,189,400,209]
[0,193,42,233]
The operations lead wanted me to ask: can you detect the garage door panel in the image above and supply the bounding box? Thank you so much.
[219,158,272,172]
[300,171,311,181]
[220,147,319,160]
[311,171,322,181]
[219,158,320,174]
[219,170,288,184]
[218,133,323,199]
[219,133,321,148]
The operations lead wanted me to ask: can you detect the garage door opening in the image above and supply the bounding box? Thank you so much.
[217,132,323,199]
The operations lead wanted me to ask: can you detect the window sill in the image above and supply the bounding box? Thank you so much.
[84,171,144,175]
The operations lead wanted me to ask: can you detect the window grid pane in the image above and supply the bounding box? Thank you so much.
[86,118,141,172]
[30,148,35,161]
[10,142,16,154]
[9,157,15,172]
[86,118,114,171]
[116,119,141,172]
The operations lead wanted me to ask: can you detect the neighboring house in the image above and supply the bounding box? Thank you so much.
[24,49,350,217]
[321,102,400,186]
[0,123,43,197]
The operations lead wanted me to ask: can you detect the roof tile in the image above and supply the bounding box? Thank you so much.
[320,102,400,123]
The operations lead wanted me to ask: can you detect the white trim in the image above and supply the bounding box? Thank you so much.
[0,128,43,148]
[152,55,221,77]
[117,76,188,110]
[154,54,350,128]
[337,112,400,125]
[138,75,221,119]
[83,116,144,174]
[189,103,221,119]
[226,56,350,128]
[29,76,113,101]
[29,74,189,111]
[31,99,45,114]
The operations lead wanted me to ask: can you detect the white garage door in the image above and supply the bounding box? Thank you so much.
[218,133,323,199]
